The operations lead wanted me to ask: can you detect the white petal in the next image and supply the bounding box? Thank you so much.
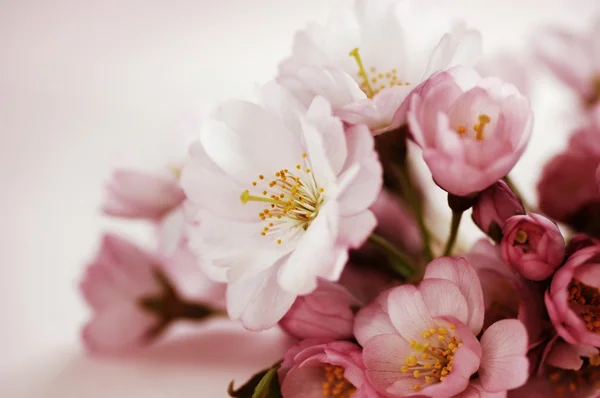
[277,201,340,295]
[226,265,297,331]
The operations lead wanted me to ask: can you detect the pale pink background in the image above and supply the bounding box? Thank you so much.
[1,0,598,397]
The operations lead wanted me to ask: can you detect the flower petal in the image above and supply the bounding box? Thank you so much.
[478,319,529,392]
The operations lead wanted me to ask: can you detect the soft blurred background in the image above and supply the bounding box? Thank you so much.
[1,0,599,396]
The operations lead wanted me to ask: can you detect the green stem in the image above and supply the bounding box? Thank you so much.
[392,165,434,262]
[443,211,464,256]
[368,233,415,279]
[502,175,532,212]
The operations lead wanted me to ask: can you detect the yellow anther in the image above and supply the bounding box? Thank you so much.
[302,153,307,158]
[277,239,282,244]
[413,385,421,391]
[259,174,264,179]
[306,168,311,173]
[421,353,429,360]
[449,324,456,330]
[457,126,467,135]
[252,182,257,186]
[437,327,448,335]
[401,365,410,373]
[515,230,528,244]
[296,164,301,169]
[413,370,421,378]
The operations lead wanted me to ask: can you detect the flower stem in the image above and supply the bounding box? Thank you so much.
[443,211,463,256]
[502,175,532,212]
[368,233,415,279]
[392,165,434,262]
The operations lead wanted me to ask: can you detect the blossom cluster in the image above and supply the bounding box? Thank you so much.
[78,1,600,397]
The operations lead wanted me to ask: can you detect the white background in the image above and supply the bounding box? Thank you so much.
[1,0,599,396]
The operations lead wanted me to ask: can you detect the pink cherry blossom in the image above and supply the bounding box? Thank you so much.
[534,17,600,106]
[278,339,379,398]
[79,234,171,354]
[103,169,185,220]
[408,66,533,197]
[181,83,382,331]
[545,244,600,347]
[277,0,481,134]
[279,280,361,340]
[357,257,529,397]
[500,213,566,281]
[509,338,600,398]
[538,112,600,238]
[471,180,525,242]
[79,234,224,354]
[465,239,547,345]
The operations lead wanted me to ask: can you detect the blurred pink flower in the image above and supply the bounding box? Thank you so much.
[472,180,525,242]
[80,234,223,354]
[466,239,547,344]
[80,234,170,354]
[534,18,600,106]
[565,234,599,258]
[357,257,529,396]
[408,66,533,197]
[279,280,361,341]
[501,213,565,281]
[545,244,600,347]
[509,338,599,398]
[369,189,422,258]
[538,114,600,237]
[278,339,379,398]
[181,84,382,330]
[103,169,185,220]
[277,0,481,134]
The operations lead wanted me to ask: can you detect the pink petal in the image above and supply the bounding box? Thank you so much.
[424,257,485,335]
[280,364,327,398]
[362,334,410,395]
[387,285,437,342]
[82,302,158,354]
[354,290,396,346]
[103,170,184,220]
[479,319,529,392]
[419,278,469,326]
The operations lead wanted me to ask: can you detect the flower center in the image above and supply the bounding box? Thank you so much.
[546,358,600,395]
[239,153,324,245]
[586,74,600,107]
[349,47,410,99]
[456,114,491,141]
[322,365,356,398]
[568,278,600,333]
[400,324,461,392]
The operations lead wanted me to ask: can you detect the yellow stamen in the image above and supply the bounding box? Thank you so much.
[515,230,528,244]
[473,114,491,141]
[349,48,374,98]
[240,190,287,206]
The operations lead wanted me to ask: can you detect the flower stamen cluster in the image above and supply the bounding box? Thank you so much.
[349,47,410,99]
[322,365,357,398]
[400,324,461,391]
[240,153,325,244]
[569,279,600,333]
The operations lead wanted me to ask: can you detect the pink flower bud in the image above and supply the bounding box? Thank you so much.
[279,280,361,340]
[501,214,566,281]
[472,180,525,241]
